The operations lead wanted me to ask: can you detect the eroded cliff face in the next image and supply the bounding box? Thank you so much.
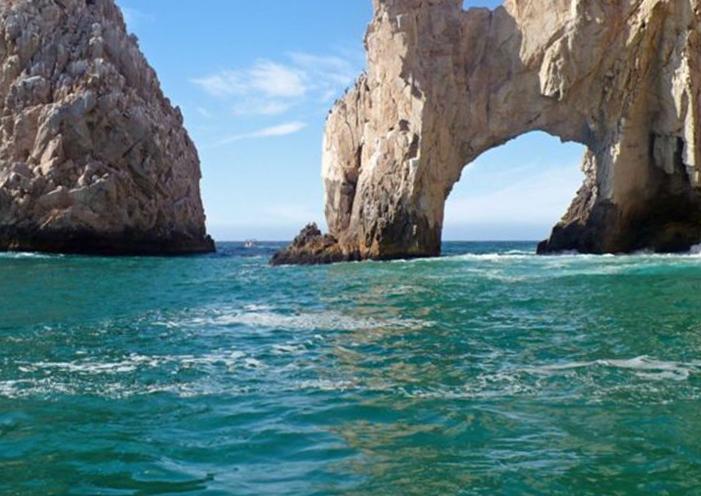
[0,0,213,254]
[274,0,701,264]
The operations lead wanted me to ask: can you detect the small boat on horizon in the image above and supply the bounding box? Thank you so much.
[244,240,257,248]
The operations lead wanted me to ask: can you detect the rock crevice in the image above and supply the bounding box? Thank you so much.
[274,0,701,264]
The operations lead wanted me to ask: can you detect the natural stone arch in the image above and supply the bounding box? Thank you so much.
[273,0,701,264]
[442,130,586,240]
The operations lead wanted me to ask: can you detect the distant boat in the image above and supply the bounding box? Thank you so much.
[244,240,257,248]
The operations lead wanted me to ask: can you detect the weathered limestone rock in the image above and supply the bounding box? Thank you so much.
[0,0,214,255]
[274,0,701,264]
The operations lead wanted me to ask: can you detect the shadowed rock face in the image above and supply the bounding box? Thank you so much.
[0,0,214,255]
[271,223,360,266]
[273,0,701,264]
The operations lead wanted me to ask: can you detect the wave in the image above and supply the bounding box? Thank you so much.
[0,252,61,259]
[523,356,700,381]
[434,249,701,263]
[6,351,697,401]
[396,357,701,402]
[166,305,430,333]
[17,350,248,375]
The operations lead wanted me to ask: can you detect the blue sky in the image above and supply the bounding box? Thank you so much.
[115,0,585,241]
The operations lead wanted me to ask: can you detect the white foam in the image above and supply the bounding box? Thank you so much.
[525,356,699,381]
[272,343,307,355]
[243,358,266,369]
[178,305,428,332]
[451,253,533,262]
[0,252,59,259]
[297,379,356,391]
[16,350,253,377]
[23,354,160,374]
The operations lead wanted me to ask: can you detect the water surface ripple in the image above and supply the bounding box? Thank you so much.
[1,242,701,495]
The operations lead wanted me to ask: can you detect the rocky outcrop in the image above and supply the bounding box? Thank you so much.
[271,223,359,265]
[276,0,701,264]
[0,0,213,255]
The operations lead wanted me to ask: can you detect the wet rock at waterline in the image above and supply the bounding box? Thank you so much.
[0,0,213,255]
[275,0,701,264]
[271,224,359,265]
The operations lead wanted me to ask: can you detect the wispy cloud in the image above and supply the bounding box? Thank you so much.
[120,6,152,30]
[196,107,213,119]
[217,121,307,145]
[445,162,583,226]
[231,99,293,117]
[193,60,307,99]
[192,52,359,117]
[288,52,357,100]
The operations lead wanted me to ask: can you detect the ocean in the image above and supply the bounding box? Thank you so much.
[1,242,700,495]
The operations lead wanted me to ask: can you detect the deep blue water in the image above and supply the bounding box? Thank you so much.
[1,242,701,495]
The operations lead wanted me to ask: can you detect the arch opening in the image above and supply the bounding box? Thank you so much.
[443,131,586,242]
[462,0,503,10]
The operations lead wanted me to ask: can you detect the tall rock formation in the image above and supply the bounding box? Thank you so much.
[274,0,701,264]
[0,0,214,255]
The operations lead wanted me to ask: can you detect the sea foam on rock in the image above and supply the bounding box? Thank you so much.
[0,0,214,254]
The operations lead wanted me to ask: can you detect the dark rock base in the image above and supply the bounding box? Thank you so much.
[538,198,701,255]
[271,223,444,266]
[0,227,215,256]
[271,224,359,266]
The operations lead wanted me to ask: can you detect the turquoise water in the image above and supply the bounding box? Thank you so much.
[1,242,701,495]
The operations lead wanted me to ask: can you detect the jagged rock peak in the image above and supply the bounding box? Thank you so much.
[275,0,701,264]
[0,0,214,255]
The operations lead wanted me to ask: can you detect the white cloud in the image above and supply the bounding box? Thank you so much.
[250,61,307,98]
[217,121,307,144]
[192,51,361,116]
[445,163,584,226]
[192,60,306,99]
[288,52,357,89]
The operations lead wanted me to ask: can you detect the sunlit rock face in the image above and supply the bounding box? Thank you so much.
[0,0,214,254]
[274,0,701,264]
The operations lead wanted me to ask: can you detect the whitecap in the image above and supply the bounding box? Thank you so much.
[452,253,533,262]
[243,358,266,369]
[180,306,429,333]
[15,350,254,377]
[21,355,159,375]
[0,252,60,259]
[524,356,699,381]
[297,379,356,391]
[271,343,307,355]
[689,244,701,255]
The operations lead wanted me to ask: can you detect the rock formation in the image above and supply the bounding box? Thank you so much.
[274,0,701,264]
[0,0,214,255]
[271,223,360,265]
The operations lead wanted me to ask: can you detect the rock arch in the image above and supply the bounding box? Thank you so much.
[273,0,701,265]
[442,131,585,240]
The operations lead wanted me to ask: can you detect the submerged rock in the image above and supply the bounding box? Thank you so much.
[275,0,701,264]
[0,0,214,255]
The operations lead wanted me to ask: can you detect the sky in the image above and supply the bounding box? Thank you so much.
[115,0,585,241]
